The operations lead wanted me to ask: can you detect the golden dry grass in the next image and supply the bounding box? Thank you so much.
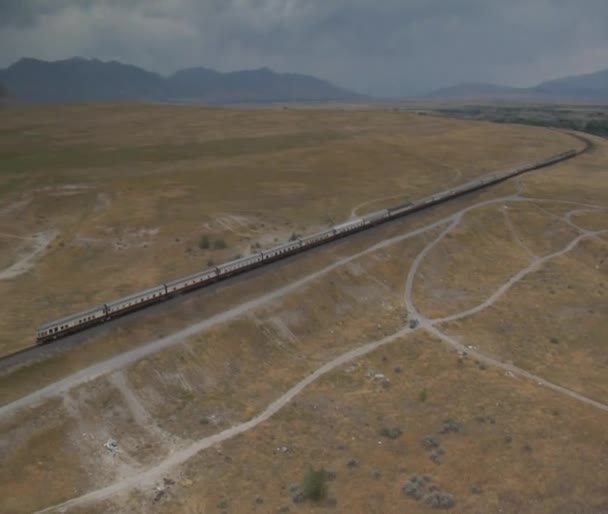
[0,107,606,514]
[0,104,576,353]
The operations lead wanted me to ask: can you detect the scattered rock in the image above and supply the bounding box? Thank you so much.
[292,491,305,504]
[104,438,118,456]
[153,489,165,503]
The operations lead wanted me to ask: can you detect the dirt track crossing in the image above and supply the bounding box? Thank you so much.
[32,187,608,513]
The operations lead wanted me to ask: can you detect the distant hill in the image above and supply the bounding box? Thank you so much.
[428,83,525,100]
[532,68,608,101]
[429,69,608,102]
[0,57,361,104]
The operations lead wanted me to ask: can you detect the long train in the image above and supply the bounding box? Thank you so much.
[36,147,580,343]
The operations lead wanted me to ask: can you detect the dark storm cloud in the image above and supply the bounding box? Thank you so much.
[1,0,608,95]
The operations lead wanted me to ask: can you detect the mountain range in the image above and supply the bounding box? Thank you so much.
[429,68,608,102]
[0,57,360,103]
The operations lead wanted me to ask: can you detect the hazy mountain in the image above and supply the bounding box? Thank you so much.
[429,69,608,102]
[531,68,608,100]
[428,83,524,99]
[0,58,360,103]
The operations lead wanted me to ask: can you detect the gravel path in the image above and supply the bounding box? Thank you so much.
[34,192,608,513]
[0,230,58,280]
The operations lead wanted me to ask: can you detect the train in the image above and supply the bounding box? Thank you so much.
[36,147,579,343]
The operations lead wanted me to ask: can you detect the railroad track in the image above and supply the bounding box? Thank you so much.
[0,131,593,373]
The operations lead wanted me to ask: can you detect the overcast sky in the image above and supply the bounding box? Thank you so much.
[1,0,607,96]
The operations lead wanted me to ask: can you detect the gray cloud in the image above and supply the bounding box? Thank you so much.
[1,0,607,95]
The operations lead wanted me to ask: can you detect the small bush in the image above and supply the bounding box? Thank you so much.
[418,389,428,402]
[302,467,328,502]
[379,427,403,440]
[403,480,424,500]
[440,419,462,434]
[213,238,227,249]
[425,490,455,509]
[430,448,445,464]
[422,435,441,450]
[198,235,210,249]
[288,232,301,242]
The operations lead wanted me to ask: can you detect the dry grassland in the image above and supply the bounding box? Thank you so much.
[0,106,606,514]
[0,104,574,353]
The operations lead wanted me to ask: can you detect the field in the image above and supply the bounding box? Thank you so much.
[0,104,606,514]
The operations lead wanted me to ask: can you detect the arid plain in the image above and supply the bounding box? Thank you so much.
[0,105,606,514]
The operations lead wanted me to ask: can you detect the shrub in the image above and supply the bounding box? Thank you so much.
[403,480,424,500]
[213,238,227,249]
[425,491,455,509]
[440,419,462,434]
[302,467,328,502]
[422,435,441,450]
[379,427,403,440]
[198,235,210,249]
[418,389,428,402]
[289,232,301,242]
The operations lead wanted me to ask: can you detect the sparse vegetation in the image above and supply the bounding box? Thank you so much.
[288,232,301,242]
[422,435,441,449]
[199,235,210,249]
[379,426,403,439]
[302,467,329,502]
[418,388,428,402]
[426,490,455,509]
[440,419,462,434]
[213,238,227,250]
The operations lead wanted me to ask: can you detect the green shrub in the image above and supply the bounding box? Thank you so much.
[419,388,428,402]
[302,467,328,502]
[198,235,210,249]
[213,238,227,249]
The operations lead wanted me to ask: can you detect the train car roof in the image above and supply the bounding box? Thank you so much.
[105,284,166,308]
[165,267,217,287]
[217,253,262,269]
[38,304,105,330]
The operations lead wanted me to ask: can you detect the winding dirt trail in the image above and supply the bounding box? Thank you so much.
[429,230,608,324]
[0,230,58,280]
[34,190,608,513]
